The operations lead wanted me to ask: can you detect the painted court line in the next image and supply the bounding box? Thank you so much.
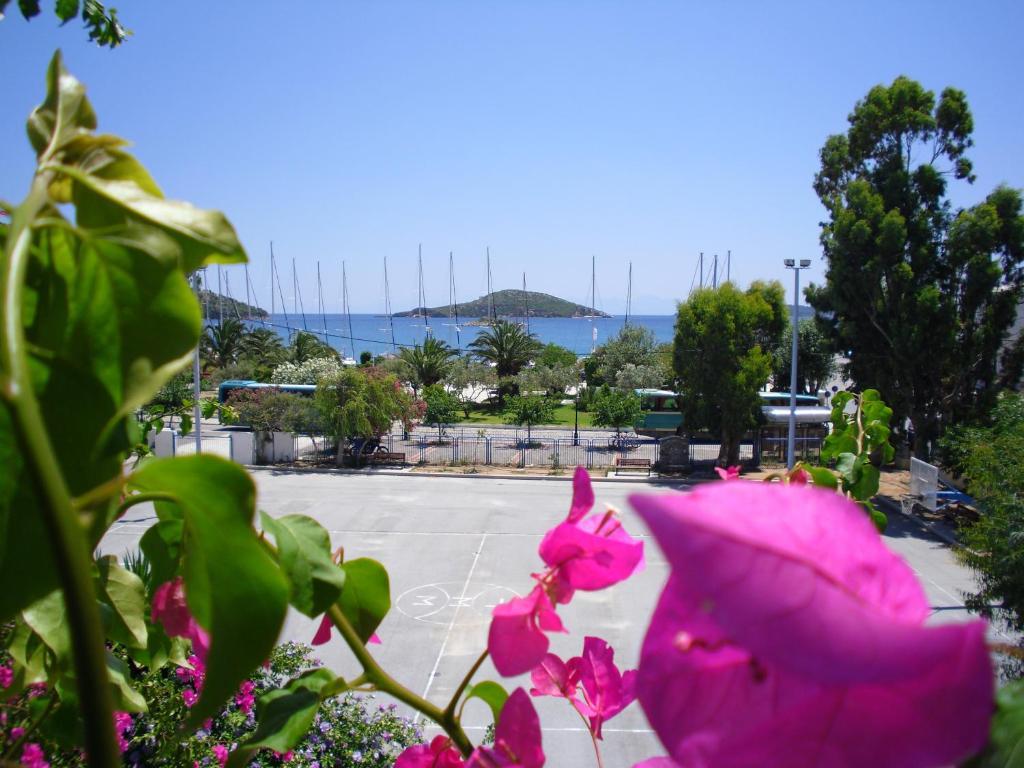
[416,532,488,720]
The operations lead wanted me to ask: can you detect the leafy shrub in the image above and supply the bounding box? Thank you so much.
[271,357,343,385]
[207,358,262,388]
[940,394,1024,642]
[228,389,322,433]
[0,640,420,767]
[591,385,642,435]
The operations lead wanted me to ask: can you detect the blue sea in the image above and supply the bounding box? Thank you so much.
[252,314,678,359]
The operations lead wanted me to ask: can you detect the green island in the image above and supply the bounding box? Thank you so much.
[393,288,611,319]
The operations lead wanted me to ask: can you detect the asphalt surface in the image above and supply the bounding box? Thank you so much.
[100,472,993,767]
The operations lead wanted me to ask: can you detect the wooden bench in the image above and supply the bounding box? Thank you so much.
[615,457,652,475]
[367,452,406,466]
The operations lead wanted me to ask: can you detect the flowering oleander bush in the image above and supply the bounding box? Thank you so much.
[0,640,418,767]
[271,358,344,386]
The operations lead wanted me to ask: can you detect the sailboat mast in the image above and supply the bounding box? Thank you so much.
[270,242,275,319]
[699,251,704,289]
[486,247,494,322]
[449,251,461,348]
[272,248,291,337]
[727,249,731,282]
[317,260,328,344]
[626,262,632,327]
[293,257,308,330]
[522,272,530,335]
[418,243,431,334]
[343,261,355,361]
[713,254,718,289]
[384,258,397,352]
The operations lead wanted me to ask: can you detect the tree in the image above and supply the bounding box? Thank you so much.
[597,326,660,384]
[468,320,541,401]
[201,317,246,369]
[445,358,498,417]
[808,76,1024,456]
[615,363,668,392]
[516,363,578,398]
[290,330,338,364]
[399,337,459,392]
[423,385,460,442]
[938,394,1024,656]
[771,319,835,395]
[241,328,287,367]
[674,282,787,465]
[503,395,556,443]
[536,343,577,369]
[315,368,419,466]
[0,0,129,47]
[591,386,642,437]
[359,351,373,366]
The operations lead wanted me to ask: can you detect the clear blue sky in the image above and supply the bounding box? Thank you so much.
[2,1,1022,314]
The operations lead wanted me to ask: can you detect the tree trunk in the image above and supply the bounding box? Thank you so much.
[335,437,348,467]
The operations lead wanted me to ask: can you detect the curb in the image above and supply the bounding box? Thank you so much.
[242,464,701,486]
[875,495,962,548]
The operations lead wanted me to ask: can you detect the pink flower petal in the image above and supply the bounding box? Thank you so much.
[489,587,565,677]
[714,465,740,480]
[312,614,333,646]
[539,516,643,597]
[577,636,637,739]
[567,466,594,523]
[630,483,994,768]
[529,653,579,700]
[396,735,466,767]
[468,689,545,767]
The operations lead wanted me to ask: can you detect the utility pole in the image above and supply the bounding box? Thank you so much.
[192,272,203,454]
[784,259,811,469]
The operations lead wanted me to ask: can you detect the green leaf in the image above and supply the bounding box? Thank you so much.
[338,558,390,644]
[94,555,148,649]
[139,517,183,587]
[834,452,857,481]
[861,389,881,403]
[26,51,96,159]
[804,465,839,489]
[260,512,345,618]
[863,500,888,533]
[227,669,336,768]
[969,680,1024,767]
[106,651,147,713]
[821,431,857,461]
[127,456,289,725]
[848,457,880,500]
[22,590,71,670]
[6,619,49,688]
[61,162,246,271]
[464,680,509,725]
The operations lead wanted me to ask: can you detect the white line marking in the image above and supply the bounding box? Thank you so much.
[416,532,488,720]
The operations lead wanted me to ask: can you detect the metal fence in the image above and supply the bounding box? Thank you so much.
[276,431,819,471]
[171,433,232,458]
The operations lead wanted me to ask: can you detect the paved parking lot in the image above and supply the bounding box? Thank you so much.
[100,471,992,766]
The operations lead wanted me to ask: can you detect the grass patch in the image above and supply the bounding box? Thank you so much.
[452,402,595,427]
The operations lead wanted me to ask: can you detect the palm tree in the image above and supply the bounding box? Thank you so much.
[468,320,541,401]
[201,318,245,368]
[399,337,458,392]
[290,331,338,364]
[240,327,287,367]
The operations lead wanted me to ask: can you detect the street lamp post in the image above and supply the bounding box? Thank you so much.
[573,373,582,446]
[784,259,812,470]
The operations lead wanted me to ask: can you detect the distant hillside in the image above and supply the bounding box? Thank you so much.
[395,289,611,319]
[198,290,268,321]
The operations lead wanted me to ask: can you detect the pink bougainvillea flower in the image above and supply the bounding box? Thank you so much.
[789,466,810,484]
[212,744,229,766]
[113,711,133,753]
[20,743,49,768]
[567,465,595,523]
[151,578,210,663]
[529,653,581,701]
[575,636,637,739]
[488,586,566,677]
[0,665,12,689]
[467,688,545,768]
[629,482,994,768]
[530,637,636,740]
[235,680,255,715]
[311,614,381,646]
[537,467,644,603]
[632,760,680,768]
[395,735,466,768]
[714,465,740,481]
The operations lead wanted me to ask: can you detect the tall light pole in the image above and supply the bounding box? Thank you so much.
[784,259,811,470]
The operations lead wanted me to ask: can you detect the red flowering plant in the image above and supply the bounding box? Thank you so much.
[0,53,1012,768]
